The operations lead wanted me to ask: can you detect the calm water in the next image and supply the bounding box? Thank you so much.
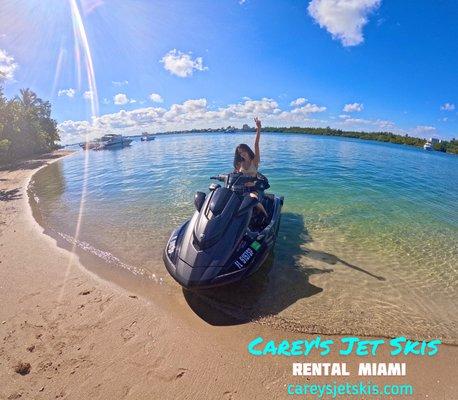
[31,133,458,342]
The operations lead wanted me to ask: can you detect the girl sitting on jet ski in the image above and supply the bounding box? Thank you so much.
[233,117,268,217]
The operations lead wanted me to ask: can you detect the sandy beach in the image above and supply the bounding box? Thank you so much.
[0,152,456,400]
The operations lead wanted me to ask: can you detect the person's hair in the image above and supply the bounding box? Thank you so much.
[233,143,255,170]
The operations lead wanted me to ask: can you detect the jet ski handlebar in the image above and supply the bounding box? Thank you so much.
[210,173,257,181]
[210,174,227,182]
[210,173,261,193]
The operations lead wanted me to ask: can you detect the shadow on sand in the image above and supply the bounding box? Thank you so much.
[0,152,67,172]
[0,188,22,202]
[0,159,48,172]
[183,212,385,326]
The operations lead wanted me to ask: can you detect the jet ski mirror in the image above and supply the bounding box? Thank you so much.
[237,195,259,216]
[194,191,206,211]
[255,173,270,191]
[209,183,221,191]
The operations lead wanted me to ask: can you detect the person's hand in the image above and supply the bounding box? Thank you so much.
[254,117,261,130]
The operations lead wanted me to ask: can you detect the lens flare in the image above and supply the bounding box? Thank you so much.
[59,0,99,301]
[50,44,67,98]
[69,0,99,117]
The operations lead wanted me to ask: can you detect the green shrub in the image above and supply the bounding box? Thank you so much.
[0,88,60,164]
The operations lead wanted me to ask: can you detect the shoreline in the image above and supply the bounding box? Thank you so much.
[118,129,458,155]
[28,204,458,345]
[29,148,458,345]
[64,130,458,156]
[0,152,456,399]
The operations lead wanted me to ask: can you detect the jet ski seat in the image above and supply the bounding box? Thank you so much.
[249,194,275,232]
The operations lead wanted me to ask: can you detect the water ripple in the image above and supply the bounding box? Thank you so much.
[32,133,458,342]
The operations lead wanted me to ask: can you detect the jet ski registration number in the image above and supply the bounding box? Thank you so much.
[234,241,260,269]
[234,248,254,269]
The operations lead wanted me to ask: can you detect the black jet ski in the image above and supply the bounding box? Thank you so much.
[163,172,283,289]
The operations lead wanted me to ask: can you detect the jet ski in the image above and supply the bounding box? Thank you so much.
[163,172,283,289]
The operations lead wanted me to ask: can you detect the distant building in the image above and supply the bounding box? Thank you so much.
[242,124,251,131]
[429,137,441,144]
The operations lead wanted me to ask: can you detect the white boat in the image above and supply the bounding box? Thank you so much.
[80,134,132,150]
[141,132,155,141]
[423,142,433,151]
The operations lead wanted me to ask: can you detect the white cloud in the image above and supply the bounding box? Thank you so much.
[112,80,128,87]
[149,93,163,103]
[343,102,364,112]
[412,125,436,134]
[60,96,452,143]
[415,125,436,131]
[339,116,369,124]
[409,125,438,139]
[338,114,397,131]
[160,49,208,78]
[66,91,458,145]
[58,97,446,144]
[239,0,247,4]
[114,93,129,105]
[58,88,76,98]
[289,102,327,115]
[58,97,329,143]
[0,48,18,81]
[440,102,455,111]
[83,90,93,100]
[290,97,308,107]
[308,0,381,47]
[375,119,396,130]
[58,119,93,143]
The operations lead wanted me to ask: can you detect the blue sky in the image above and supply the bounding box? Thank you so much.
[0,0,457,143]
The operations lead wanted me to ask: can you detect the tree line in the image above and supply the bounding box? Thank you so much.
[0,88,60,165]
[163,126,457,154]
[261,126,458,154]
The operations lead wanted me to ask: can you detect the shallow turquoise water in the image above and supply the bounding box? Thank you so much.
[31,132,458,341]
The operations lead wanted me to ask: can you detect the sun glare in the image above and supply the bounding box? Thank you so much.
[60,0,98,301]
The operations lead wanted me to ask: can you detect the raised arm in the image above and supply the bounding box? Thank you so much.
[253,117,261,166]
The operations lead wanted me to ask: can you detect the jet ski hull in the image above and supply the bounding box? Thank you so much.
[163,176,283,289]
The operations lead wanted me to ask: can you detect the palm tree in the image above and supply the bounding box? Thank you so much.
[15,88,39,108]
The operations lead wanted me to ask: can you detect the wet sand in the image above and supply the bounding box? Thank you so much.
[0,152,456,399]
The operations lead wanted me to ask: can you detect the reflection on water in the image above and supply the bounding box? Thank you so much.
[33,161,66,202]
[30,133,458,342]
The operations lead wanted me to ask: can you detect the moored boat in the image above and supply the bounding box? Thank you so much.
[423,142,433,151]
[80,134,132,150]
[141,132,155,141]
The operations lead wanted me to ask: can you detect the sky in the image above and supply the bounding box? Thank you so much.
[0,0,457,144]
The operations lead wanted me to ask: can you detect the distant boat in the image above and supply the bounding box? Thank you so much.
[423,142,433,151]
[141,132,155,141]
[80,134,132,150]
